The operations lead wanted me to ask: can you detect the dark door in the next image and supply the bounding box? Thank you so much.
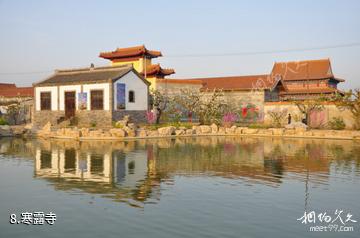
[65,91,76,119]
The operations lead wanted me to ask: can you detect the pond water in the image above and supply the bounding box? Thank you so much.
[0,136,359,238]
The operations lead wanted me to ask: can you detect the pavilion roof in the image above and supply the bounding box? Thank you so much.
[99,45,162,60]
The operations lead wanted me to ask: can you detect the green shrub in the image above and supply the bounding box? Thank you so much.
[328,117,346,130]
[0,117,8,125]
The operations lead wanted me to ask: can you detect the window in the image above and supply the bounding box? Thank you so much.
[90,90,104,110]
[40,92,51,110]
[128,90,135,103]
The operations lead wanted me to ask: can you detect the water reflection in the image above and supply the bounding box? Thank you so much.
[1,137,360,207]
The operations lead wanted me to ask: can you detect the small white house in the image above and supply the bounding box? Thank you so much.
[33,65,150,128]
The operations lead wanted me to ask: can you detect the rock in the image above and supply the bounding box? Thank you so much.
[175,129,185,136]
[11,125,25,136]
[80,128,89,137]
[0,125,13,137]
[138,130,148,137]
[37,122,52,138]
[115,115,130,128]
[285,122,308,130]
[109,128,126,137]
[122,126,135,137]
[148,130,159,137]
[271,128,285,135]
[128,123,137,130]
[226,125,237,134]
[179,126,187,130]
[24,124,33,130]
[258,129,273,135]
[158,126,176,136]
[89,129,103,137]
[295,127,307,133]
[210,123,218,133]
[199,125,212,134]
[42,122,52,132]
[218,127,226,134]
[243,128,259,134]
[56,128,65,136]
[235,127,247,134]
[186,129,195,135]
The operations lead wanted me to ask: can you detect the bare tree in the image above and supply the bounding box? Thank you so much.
[333,89,360,129]
[294,99,324,126]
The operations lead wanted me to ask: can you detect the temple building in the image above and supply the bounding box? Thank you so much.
[99,45,176,90]
[33,64,150,128]
[270,59,344,100]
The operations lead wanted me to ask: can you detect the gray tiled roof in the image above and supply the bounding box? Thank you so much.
[34,65,134,86]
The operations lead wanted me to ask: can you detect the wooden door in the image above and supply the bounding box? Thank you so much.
[65,91,76,119]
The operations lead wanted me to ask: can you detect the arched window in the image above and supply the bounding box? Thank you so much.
[128,90,135,103]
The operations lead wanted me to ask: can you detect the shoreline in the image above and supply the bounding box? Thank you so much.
[43,129,360,141]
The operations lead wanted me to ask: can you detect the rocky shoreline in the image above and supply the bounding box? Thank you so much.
[32,123,360,141]
[2,123,360,141]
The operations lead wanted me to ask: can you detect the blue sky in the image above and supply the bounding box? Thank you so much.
[0,0,359,89]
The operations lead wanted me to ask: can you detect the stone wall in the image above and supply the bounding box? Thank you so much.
[113,110,147,124]
[264,102,355,129]
[33,111,65,129]
[33,110,112,129]
[77,110,112,128]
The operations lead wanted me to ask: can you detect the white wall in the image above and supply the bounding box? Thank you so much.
[35,86,58,111]
[59,85,82,110]
[113,71,148,111]
[83,83,110,110]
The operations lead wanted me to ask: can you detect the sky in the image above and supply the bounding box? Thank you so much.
[0,0,359,90]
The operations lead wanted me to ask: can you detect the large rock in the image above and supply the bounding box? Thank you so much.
[225,125,237,134]
[11,125,26,136]
[148,130,159,137]
[158,126,176,136]
[37,122,52,138]
[210,123,218,134]
[175,129,185,136]
[42,122,52,132]
[186,129,195,135]
[199,125,212,134]
[285,122,308,130]
[123,126,136,137]
[0,125,13,137]
[109,128,126,137]
[218,127,226,134]
[243,128,259,134]
[271,128,285,135]
[138,130,148,137]
[80,128,90,137]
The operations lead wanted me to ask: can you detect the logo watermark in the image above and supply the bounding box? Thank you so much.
[297,209,357,232]
[9,212,56,225]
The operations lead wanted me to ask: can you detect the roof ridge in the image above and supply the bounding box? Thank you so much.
[174,74,269,81]
[274,58,330,64]
[56,64,132,74]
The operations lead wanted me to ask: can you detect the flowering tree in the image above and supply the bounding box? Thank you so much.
[172,88,201,122]
[149,89,169,124]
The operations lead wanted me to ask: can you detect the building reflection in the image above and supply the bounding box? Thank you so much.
[1,136,359,207]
